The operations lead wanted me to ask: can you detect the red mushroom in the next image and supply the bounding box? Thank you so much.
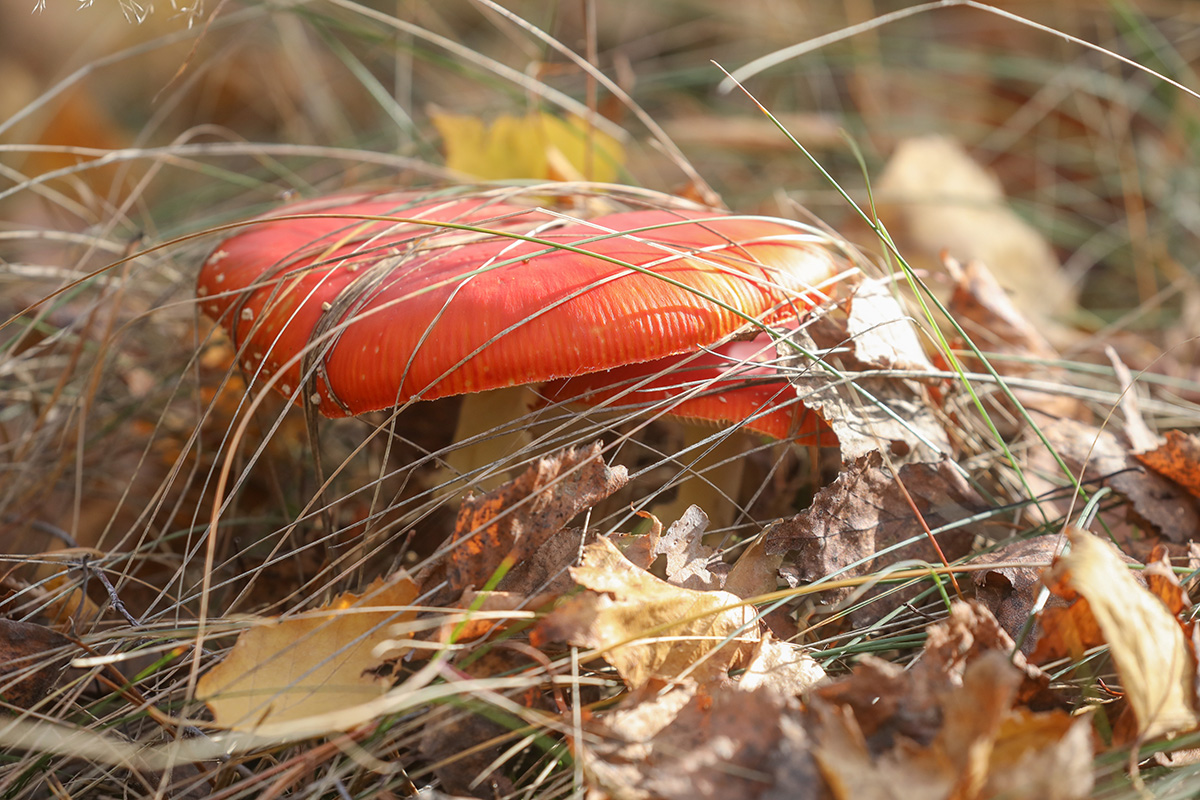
[197,187,849,504]
[539,333,836,443]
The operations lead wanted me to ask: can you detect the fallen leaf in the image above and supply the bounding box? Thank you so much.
[1136,430,1200,499]
[779,281,951,463]
[0,619,74,709]
[31,549,106,628]
[811,690,955,800]
[982,709,1094,800]
[585,684,815,800]
[722,534,784,601]
[811,651,1091,800]
[1106,345,1160,453]
[1144,544,1192,625]
[972,536,1065,654]
[1027,416,1199,544]
[431,110,624,182]
[442,442,628,596]
[653,505,722,590]
[197,574,418,733]
[532,537,759,688]
[843,276,932,371]
[738,634,826,697]
[920,600,1057,711]
[764,451,982,611]
[877,135,1075,330]
[495,527,597,597]
[1032,527,1199,740]
[944,257,1088,426]
[945,256,1058,363]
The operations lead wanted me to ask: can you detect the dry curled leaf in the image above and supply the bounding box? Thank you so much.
[532,537,760,688]
[0,619,74,709]
[764,451,982,607]
[812,650,1090,800]
[441,442,628,596]
[972,536,1065,654]
[738,634,826,697]
[1028,416,1199,544]
[197,575,417,734]
[653,505,722,591]
[779,279,950,463]
[585,684,820,800]
[1136,430,1200,499]
[1032,528,1199,741]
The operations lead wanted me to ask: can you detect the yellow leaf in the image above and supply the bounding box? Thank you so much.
[197,575,417,733]
[1044,528,1199,740]
[533,537,758,688]
[431,110,624,182]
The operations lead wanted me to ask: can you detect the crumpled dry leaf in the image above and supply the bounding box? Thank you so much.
[811,604,1091,800]
[653,505,722,591]
[431,109,625,182]
[437,442,628,597]
[1144,544,1193,625]
[1032,527,1199,740]
[1106,345,1160,453]
[532,537,759,688]
[945,257,1058,364]
[585,684,821,800]
[844,276,934,372]
[197,574,417,733]
[943,257,1088,427]
[723,534,784,601]
[920,600,1057,710]
[1026,415,1199,544]
[738,634,827,696]
[0,619,74,709]
[779,278,950,463]
[1136,430,1200,499]
[493,527,597,597]
[972,536,1065,654]
[764,451,982,607]
[30,549,106,628]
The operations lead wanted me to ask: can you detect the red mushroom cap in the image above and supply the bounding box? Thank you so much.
[539,334,836,444]
[197,189,846,417]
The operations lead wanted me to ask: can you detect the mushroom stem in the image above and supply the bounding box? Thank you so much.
[432,386,538,495]
[645,425,751,532]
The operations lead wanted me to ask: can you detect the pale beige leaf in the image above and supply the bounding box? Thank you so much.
[877,134,1074,327]
[844,276,933,372]
[197,575,418,733]
[533,537,757,688]
[1048,528,1199,739]
[653,505,721,590]
[738,635,826,696]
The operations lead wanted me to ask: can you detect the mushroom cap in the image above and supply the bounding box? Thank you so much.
[197,189,846,417]
[539,334,836,444]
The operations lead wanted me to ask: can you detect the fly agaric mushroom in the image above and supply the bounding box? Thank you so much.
[197,186,848,501]
[540,332,836,443]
